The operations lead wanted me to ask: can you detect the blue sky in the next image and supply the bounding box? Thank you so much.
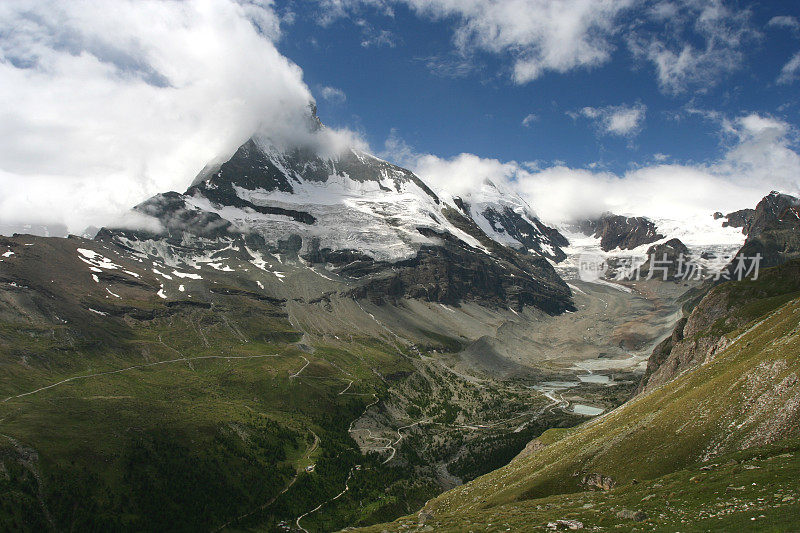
[280,0,800,173]
[1,0,800,230]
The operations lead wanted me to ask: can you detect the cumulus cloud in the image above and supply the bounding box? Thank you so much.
[319,85,347,103]
[714,114,800,194]
[412,152,526,199]
[778,52,800,85]
[317,0,758,92]
[406,0,634,83]
[385,113,800,225]
[575,103,646,137]
[628,0,758,94]
[317,0,634,83]
[0,0,362,234]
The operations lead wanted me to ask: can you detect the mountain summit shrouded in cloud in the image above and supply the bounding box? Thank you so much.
[0,0,361,233]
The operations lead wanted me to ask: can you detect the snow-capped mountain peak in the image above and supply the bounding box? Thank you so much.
[110,129,569,265]
[442,178,568,262]
[97,134,574,314]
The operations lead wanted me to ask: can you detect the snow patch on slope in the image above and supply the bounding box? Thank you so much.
[188,163,489,261]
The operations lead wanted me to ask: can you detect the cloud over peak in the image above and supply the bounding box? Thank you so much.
[0,0,362,232]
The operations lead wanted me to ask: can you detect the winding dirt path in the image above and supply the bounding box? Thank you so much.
[382,419,427,464]
[305,430,319,459]
[338,380,354,395]
[1,354,281,404]
[295,469,355,533]
[212,473,299,533]
[289,356,310,379]
[211,428,321,532]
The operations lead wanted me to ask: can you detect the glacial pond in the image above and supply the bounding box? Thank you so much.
[572,404,605,416]
[577,374,613,384]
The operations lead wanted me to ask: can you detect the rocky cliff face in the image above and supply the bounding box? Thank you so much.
[638,191,800,394]
[638,238,690,280]
[715,208,755,232]
[347,206,572,313]
[745,191,800,238]
[637,258,800,394]
[730,191,800,270]
[578,214,663,251]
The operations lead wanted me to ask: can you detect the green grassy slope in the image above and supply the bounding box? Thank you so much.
[360,441,800,532]
[0,302,417,532]
[359,263,800,531]
[0,236,438,531]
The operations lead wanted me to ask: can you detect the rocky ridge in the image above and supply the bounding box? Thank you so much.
[577,214,663,252]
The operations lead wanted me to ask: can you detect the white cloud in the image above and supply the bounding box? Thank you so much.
[576,103,647,137]
[628,0,758,94]
[317,0,757,92]
[411,152,525,198]
[353,18,397,47]
[319,85,347,103]
[0,0,363,233]
[408,0,634,83]
[735,114,789,137]
[316,0,395,26]
[384,113,800,225]
[715,114,800,194]
[778,52,800,85]
[768,16,800,31]
[318,0,634,83]
[647,1,679,21]
[521,113,538,127]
